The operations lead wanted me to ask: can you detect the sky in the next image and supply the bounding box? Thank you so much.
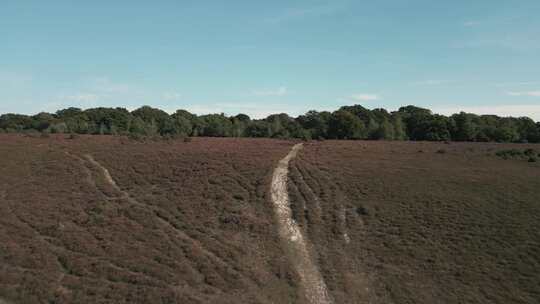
[1,0,539,120]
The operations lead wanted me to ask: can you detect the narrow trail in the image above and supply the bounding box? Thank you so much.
[76,154,255,286]
[271,143,333,304]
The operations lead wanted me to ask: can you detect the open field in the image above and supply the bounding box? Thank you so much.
[1,135,539,303]
[288,140,540,303]
[0,135,299,303]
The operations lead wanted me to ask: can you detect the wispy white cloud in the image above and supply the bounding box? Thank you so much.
[217,102,302,119]
[60,93,100,103]
[452,33,540,51]
[433,104,540,121]
[463,20,481,27]
[252,86,288,97]
[410,80,449,86]
[178,101,306,119]
[506,91,540,97]
[41,76,184,113]
[348,94,380,101]
[266,3,346,24]
[494,81,540,87]
[91,76,131,94]
[162,92,182,101]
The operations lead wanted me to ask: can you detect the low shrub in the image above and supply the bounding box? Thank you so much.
[23,130,40,138]
[496,148,538,162]
[128,133,146,142]
[524,148,536,157]
[496,149,523,160]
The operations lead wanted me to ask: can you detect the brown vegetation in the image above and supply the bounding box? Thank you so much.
[2,134,539,303]
[288,140,540,304]
[0,134,298,303]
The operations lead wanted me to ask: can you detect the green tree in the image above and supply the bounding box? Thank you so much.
[171,109,195,136]
[84,107,132,134]
[226,114,251,137]
[199,114,233,137]
[0,114,33,131]
[245,120,270,137]
[31,112,55,131]
[451,112,477,141]
[129,116,158,136]
[132,106,174,135]
[372,118,394,140]
[516,117,539,143]
[296,110,331,139]
[328,110,366,139]
[391,113,407,140]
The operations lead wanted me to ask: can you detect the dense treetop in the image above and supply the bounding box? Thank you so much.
[1,105,539,143]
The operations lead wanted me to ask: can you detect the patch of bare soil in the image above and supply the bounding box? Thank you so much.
[271,143,332,304]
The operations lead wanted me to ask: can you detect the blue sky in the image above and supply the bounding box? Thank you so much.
[1,0,539,120]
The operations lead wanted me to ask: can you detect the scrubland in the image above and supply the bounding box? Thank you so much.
[1,135,539,303]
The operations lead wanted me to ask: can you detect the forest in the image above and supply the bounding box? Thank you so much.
[1,104,539,143]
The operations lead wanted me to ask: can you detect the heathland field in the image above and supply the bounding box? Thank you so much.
[1,134,539,304]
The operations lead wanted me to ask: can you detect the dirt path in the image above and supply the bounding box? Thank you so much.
[271,143,333,304]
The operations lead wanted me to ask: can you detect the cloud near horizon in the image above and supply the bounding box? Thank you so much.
[433,104,540,121]
[251,86,288,97]
[178,102,306,119]
[349,94,380,102]
[162,92,182,101]
[410,80,449,86]
[506,91,540,97]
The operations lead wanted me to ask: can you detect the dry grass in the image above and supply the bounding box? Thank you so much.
[288,140,540,304]
[2,135,539,303]
[0,134,298,304]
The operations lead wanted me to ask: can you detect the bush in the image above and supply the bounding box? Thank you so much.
[300,131,311,141]
[162,133,174,141]
[496,149,523,160]
[496,148,538,161]
[524,148,536,157]
[49,122,68,134]
[128,133,145,142]
[22,129,40,138]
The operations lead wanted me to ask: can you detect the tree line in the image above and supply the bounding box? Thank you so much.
[1,105,539,143]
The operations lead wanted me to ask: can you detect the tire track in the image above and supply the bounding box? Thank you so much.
[77,153,256,288]
[271,143,333,304]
